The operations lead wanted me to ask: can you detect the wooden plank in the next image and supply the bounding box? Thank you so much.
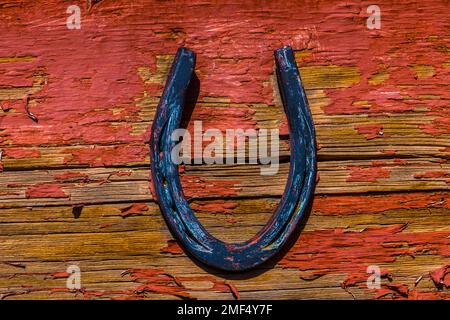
[0,0,449,300]
[1,99,449,170]
[0,158,449,208]
[0,195,448,299]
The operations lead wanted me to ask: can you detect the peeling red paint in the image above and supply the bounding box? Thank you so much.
[371,160,387,167]
[123,268,240,300]
[181,176,240,198]
[393,158,408,165]
[120,203,149,218]
[420,117,450,135]
[414,171,449,179]
[189,107,257,132]
[0,0,447,171]
[346,165,391,182]
[134,283,190,299]
[25,183,68,198]
[374,283,409,299]
[87,0,104,11]
[53,171,90,183]
[191,200,239,214]
[48,271,70,279]
[341,268,440,300]
[3,148,41,159]
[225,282,240,300]
[123,268,189,299]
[226,217,239,224]
[313,192,450,215]
[63,145,147,167]
[109,171,133,177]
[408,289,450,300]
[380,149,396,156]
[430,264,450,289]
[342,268,392,289]
[0,100,16,112]
[354,124,387,140]
[280,225,449,276]
[177,274,240,299]
[160,240,183,255]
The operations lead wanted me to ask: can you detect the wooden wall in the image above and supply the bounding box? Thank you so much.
[0,0,449,299]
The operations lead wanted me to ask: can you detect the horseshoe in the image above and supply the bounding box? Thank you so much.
[150,46,317,271]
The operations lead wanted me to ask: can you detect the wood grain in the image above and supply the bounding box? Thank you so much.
[0,0,449,299]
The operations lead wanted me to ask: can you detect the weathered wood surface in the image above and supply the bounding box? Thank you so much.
[0,0,449,299]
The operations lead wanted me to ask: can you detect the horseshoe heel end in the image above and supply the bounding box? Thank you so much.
[274,46,296,71]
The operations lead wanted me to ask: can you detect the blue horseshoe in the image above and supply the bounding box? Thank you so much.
[150,46,317,271]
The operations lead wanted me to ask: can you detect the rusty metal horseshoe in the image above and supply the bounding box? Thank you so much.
[150,46,317,271]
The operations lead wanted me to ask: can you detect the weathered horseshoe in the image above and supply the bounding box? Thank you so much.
[150,46,316,271]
